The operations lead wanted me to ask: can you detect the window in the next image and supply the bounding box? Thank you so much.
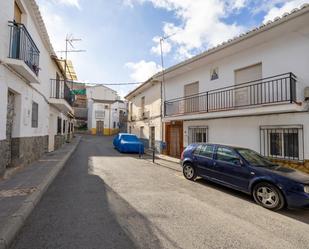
[188,127,208,144]
[140,126,144,138]
[113,122,116,128]
[31,101,38,128]
[260,126,303,161]
[216,146,240,164]
[57,117,62,134]
[199,144,214,158]
[141,96,145,112]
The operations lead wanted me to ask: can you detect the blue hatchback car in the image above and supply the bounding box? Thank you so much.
[113,133,144,154]
[181,143,309,211]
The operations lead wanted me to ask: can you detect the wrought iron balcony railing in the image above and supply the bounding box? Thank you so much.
[8,22,40,76]
[50,79,74,106]
[165,73,297,117]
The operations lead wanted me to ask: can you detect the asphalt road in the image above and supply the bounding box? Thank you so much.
[11,135,309,249]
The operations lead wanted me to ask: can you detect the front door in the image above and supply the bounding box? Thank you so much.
[166,122,183,158]
[6,91,15,168]
[96,121,104,135]
[170,126,181,157]
[214,146,251,191]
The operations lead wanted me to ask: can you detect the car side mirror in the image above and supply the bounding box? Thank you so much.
[233,158,244,166]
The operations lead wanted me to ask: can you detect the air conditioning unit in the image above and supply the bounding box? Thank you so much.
[305,87,309,101]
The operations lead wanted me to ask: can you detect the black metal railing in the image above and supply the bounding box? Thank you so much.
[8,21,40,76]
[50,79,74,106]
[165,73,297,116]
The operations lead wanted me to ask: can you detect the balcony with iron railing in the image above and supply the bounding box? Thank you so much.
[164,73,297,117]
[50,79,74,113]
[7,22,40,79]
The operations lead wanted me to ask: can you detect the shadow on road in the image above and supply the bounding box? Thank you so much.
[10,135,164,249]
[194,177,309,225]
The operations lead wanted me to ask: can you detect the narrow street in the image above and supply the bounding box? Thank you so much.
[11,135,309,249]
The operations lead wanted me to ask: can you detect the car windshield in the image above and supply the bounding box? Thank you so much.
[237,148,275,167]
[121,135,139,141]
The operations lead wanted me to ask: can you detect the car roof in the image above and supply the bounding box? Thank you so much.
[119,133,137,136]
[193,143,247,150]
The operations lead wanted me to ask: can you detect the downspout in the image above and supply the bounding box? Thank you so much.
[109,103,111,136]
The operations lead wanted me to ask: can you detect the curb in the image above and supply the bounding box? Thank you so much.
[0,136,81,249]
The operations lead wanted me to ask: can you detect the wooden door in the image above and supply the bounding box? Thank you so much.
[96,121,104,135]
[235,64,262,107]
[165,122,183,158]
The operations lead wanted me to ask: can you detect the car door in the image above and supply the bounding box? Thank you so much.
[193,144,216,179]
[214,146,251,191]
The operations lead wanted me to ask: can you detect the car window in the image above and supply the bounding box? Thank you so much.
[122,135,138,141]
[216,146,240,164]
[199,145,214,158]
[193,145,202,155]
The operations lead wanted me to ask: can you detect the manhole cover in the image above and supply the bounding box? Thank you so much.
[0,187,37,198]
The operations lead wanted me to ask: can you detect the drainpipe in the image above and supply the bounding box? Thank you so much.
[109,103,111,136]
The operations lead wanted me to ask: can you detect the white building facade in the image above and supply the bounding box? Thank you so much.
[125,79,163,152]
[159,5,309,170]
[0,0,74,175]
[87,85,126,135]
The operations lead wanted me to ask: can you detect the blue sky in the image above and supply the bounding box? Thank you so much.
[37,0,309,96]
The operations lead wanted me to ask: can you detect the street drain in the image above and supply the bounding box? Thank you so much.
[0,187,37,198]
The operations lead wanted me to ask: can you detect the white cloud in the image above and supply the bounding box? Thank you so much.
[125,60,162,82]
[128,0,247,59]
[52,0,81,9]
[263,0,309,23]
[151,36,172,55]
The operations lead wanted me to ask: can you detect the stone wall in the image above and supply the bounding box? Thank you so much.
[54,134,65,151]
[0,139,9,176]
[10,136,48,168]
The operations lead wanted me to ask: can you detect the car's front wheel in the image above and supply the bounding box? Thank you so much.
[183,163,196,181]
[253,182,285,211]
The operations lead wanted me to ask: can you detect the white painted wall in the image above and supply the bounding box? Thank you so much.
[162,17,309,107]
[0,0,72,148]
[127,82,162,143]
[86,85,119,101]
[183,112,309,160]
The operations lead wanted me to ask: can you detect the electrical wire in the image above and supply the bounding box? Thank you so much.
[69,80,142,86]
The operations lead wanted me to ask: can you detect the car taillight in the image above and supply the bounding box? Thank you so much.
[180,150,185,160]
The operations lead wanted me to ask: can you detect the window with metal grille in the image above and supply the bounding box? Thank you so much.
[260,125,304,161]
[31,101,38,128]
[188,126,208,144]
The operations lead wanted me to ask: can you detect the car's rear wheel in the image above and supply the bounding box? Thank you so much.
[253,182,285,211]
[183,163,196,181]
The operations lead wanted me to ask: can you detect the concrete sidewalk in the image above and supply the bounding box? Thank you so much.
[0,136,81,249]
[143,151,182,172]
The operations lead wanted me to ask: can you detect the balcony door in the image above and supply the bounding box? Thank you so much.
[184,82,199,113]
[235,63,262,107]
